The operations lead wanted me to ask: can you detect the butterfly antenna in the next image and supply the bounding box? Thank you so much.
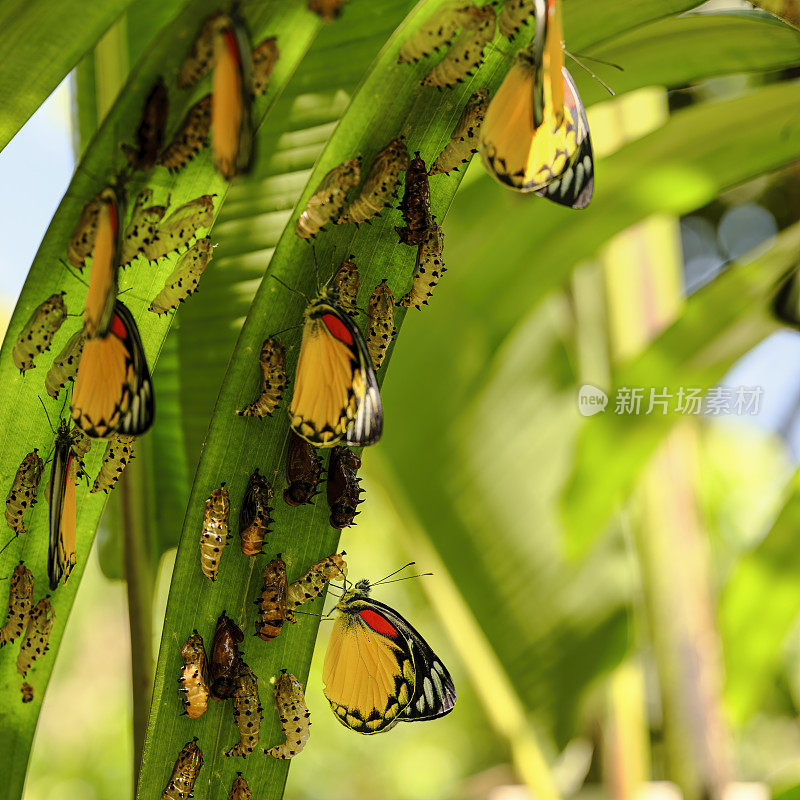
[564,50,616,96]
[271,275,310,303]
[59,258,89,288]
[370,562,416,587]
[372,572,434,587]
[38,396,56,433]
[568,51,624,71]
[311,244,321,292]
[0,535,19,556]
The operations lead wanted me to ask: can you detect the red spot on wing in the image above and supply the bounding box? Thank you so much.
[107,198,118,236]
[322,313,353,345]
[110,313,128,340]
[223,29,242,65]
[360,609,398,638]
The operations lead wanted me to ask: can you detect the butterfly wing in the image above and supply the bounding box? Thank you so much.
[71,301,154,438]
[290,300,382,447]
[366,598,456,722]
[534,67,594,209]
[323,601,417,734]
[48,433,76,591]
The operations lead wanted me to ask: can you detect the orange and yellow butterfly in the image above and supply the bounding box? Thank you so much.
[211,13,254,180]
[70,186,154,438]
[323,570,456,734]
[288,282,382,448]
[478,0,594,208]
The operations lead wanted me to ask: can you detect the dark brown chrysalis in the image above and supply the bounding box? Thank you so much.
[255,555,287,641]
[396,151,432,246]
[366,280,395,369]
[327,446,363,529]
[179,630,210,719]
[21,682,34,703]
[161,738,204,800]
[5,450,44,536]
[239,468,274,557]
[308,0,347,21]
[265,670,310,759]
[225,662,262,758]
[17,596,55,677]
[229,773,252,800]
[0,562,34,647]
[283,431,323,507]
[210,611,244,700]
[158,94,212,172]
[122,77,169,170]
[238,337,287,418]
[199,483,230,581]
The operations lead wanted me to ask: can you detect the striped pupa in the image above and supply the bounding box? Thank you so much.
[429,88,490,175]
[295,158,361,239]
[199,483,230,581]
[16,596,55,677]
[239,468,274,557]
[5,450,44,536]
[161,739,204,800]
[0,562,35,647]
[13,293,67,374]
[149,236,214,315]
[45,330,85,399]
[366,280,395,369]
[91,434,136,494]
[265,670,310,759]
[286,551,348,621]
[398,224,446,309]
[158,94,212,172]
[179,630,210,719]
[237,337,287,418]
[255,555,287,641]
[226,662,262,757]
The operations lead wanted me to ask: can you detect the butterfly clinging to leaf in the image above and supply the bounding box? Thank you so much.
[323,567,456,734]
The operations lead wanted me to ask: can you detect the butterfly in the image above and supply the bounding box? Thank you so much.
[211,12,254,180]
[288,281,382,448]
[322,570,456,734]
[71,301,154,438]
[47,419,90,590]
[478,0,594,208]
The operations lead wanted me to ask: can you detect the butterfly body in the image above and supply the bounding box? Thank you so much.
[323,580,456,734]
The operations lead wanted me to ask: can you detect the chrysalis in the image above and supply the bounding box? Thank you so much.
[157,94,212,172]
[122,77,169,170]
[16,596,55,677]
[226,662,262,758]
[331,258,361,316]
[12,293,67,374]
[120,189,167,266]
[255,555,287,641]
[210,611,244,700]
[366,280,395,369]
[91,434,136,494]
[239,468,274,557]
[308,0,347,22]
[252,37,279,97]
[498,0,535,38]
[21,682,34,703]
[5,451,44,537]
[422,5,496,88]
[45,330,85,399]
[179,630,210,720]
[327,446,363,529]
[396,152,432,246]
[337,138,410,226]
[397,3,473,64]
[398,224,446,309]
[295,158,362,239]
[286,551,348,621]
[429,88,490,175]
[229,773,252,800]
[265,670,310,759]
[237,337,286,418]
[283,431,323,507]
[161,739,203,800]
[149,236,214,315]
[178,12,228,88]
[0,562,34,647]
[200,483,230,581]
[67,193,103,269]
[145,195,215,262]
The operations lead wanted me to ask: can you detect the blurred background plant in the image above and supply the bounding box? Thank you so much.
[4,0,800,799]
